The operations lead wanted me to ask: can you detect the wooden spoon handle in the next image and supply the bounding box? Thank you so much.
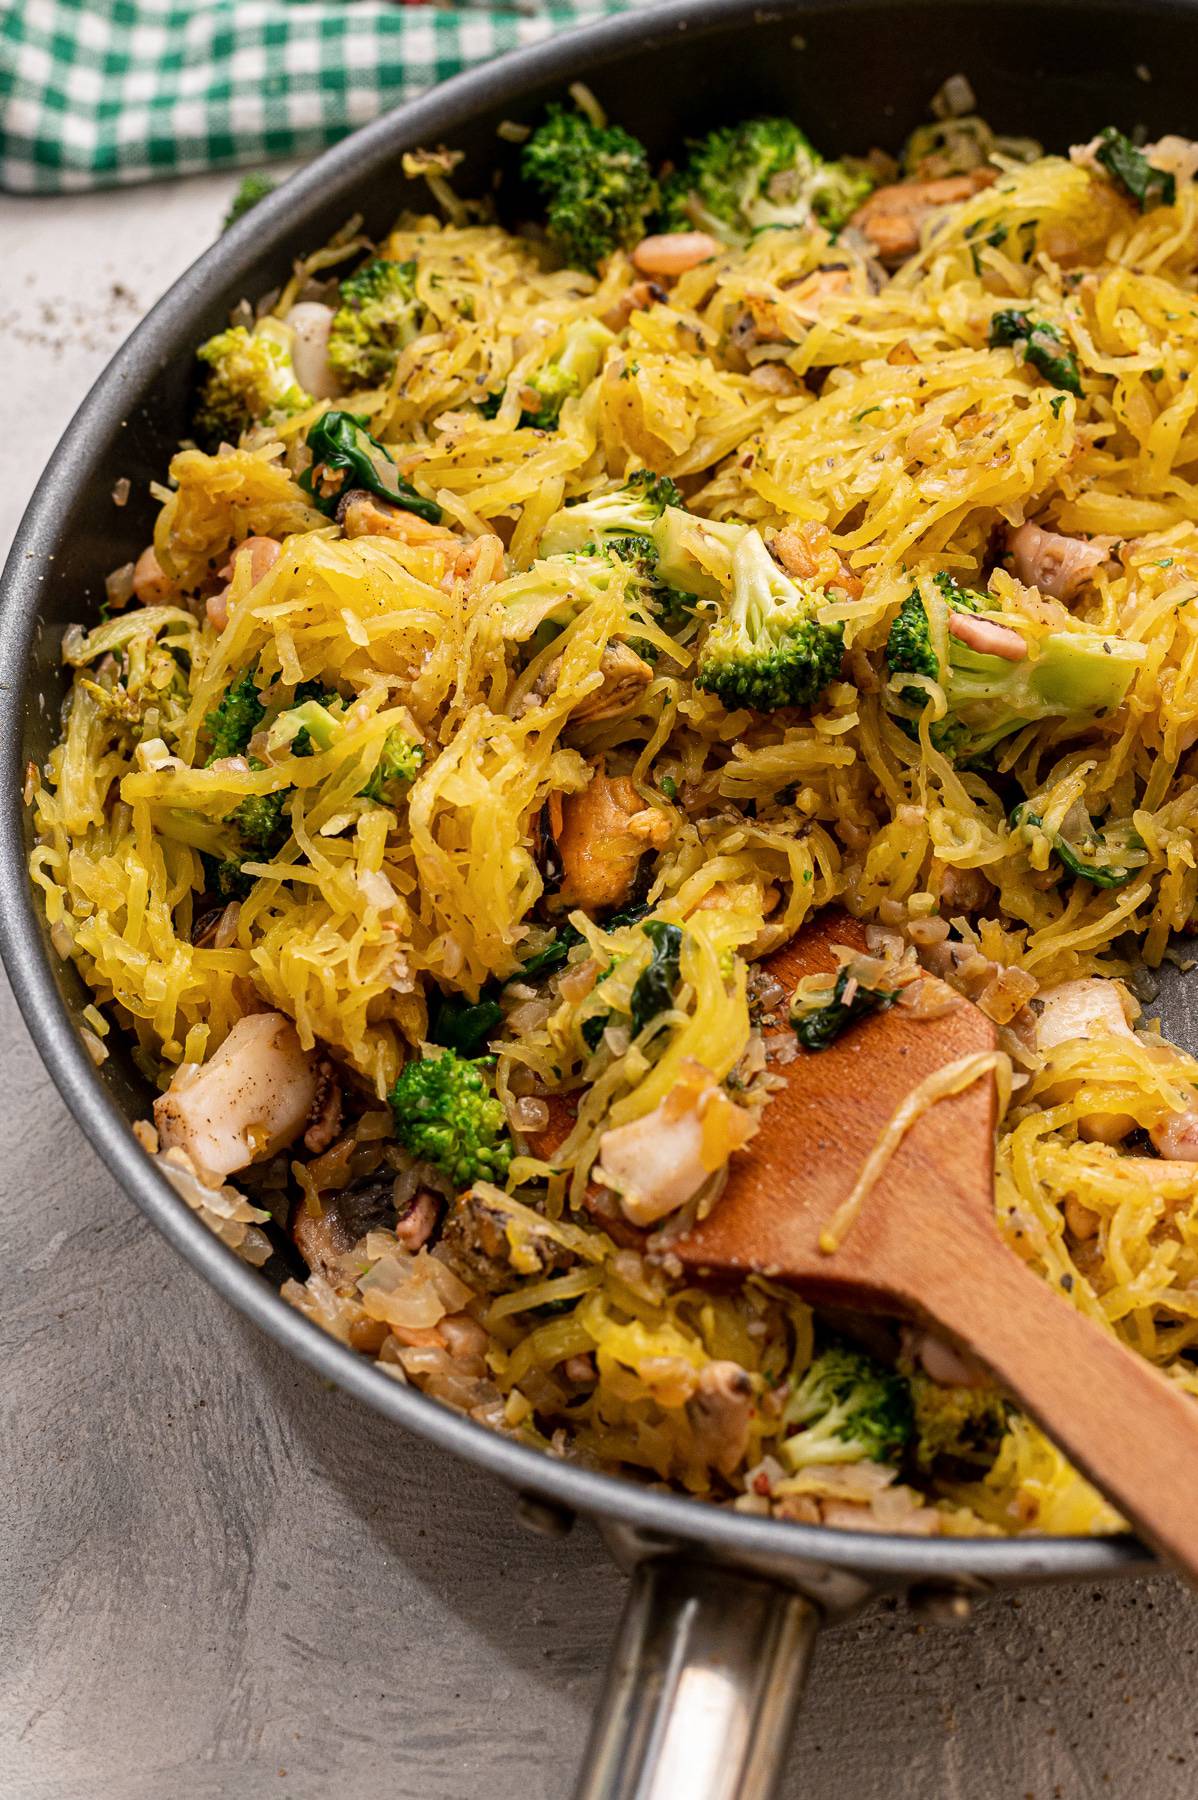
[920,1241,1198,1582]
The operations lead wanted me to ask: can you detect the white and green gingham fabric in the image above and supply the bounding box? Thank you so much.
[0,0,644,194]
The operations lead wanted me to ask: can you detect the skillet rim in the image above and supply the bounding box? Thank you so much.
[0,0,1153,1584]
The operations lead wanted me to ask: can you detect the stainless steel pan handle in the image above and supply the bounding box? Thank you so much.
[573,1559,820,1800]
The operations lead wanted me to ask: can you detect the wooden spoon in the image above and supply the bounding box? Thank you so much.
[668,908,1198,1581]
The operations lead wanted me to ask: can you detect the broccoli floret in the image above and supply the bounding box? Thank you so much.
[539,469,684,559]
[535,487,702,645]
[791,962,898,1051]
[782,1342,913,1470]
[909,1373,1008,1475]
[520,366,576,432]
[1094,127,1176,212]
[559,532,694,647]
[884,584,947,690]
[327,259,424,386]
[695,528,844,713]
[388,1050,512,1188]
[604,535,696,635]
[1010,800,1143,889]
[212,855,254,902]
[194,322,311,447]
[286,682,340,757]
[301,411,441,524]
[661,117,874,245]
[885,576,1144,760]
[222,172,276,232]
[204,666,265,762]
[989,309,1082,396]
[226,788,289,853]
[361,727,425,805]
[521,104,656,272]
[201,849,257,903]
[215,766,290,892]
[516,317,616,430]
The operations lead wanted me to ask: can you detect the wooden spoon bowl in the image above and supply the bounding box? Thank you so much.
[534,908,1198,1581]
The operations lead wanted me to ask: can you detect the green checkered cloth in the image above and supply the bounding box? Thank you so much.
[0,0,643,193]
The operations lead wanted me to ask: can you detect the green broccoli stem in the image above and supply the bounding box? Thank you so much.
[886,580,1144,760]
[516,318,616,429]
[539,470,684,558]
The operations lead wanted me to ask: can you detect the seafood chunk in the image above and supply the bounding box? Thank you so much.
[850,169,995,264]
[1007,521,1106,603]
[536,641,654,721]
[595,1062,756,1228]
[946,611,1027,661]
[1034,978,1134,1052]
[548,765,669,912]
[154,1012,317,1185]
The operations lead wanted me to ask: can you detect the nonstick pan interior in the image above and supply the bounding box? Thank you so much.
[2,0,1193,1587]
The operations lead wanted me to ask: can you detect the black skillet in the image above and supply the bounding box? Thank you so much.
[3,2,1197,1794]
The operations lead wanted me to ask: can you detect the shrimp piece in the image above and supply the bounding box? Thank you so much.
[132,546,174,606]
[206,535,281,629]
[946,611,1027,661]
[850,169,996,264]
[595,1060,757,1228]
[632,232,721,277]
[771,521,862,598]
[535,641,653,721]
[595,1068,718,1226]
[448,532,505,592]
[783,264,855,317]
[602,278,668,331]
[1007,521,1107,603]
[686,1362,755,1477]
[903,1327,991,1390]
[1150,1110,1198,1163]
[548,763,669,912]
[338,489,458,545]
[154,1012,318,1186]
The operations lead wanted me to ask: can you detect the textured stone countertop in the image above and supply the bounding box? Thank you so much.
[3,173,1197,1800]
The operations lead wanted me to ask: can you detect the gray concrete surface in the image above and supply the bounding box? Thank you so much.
[2,174,1197,1800]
